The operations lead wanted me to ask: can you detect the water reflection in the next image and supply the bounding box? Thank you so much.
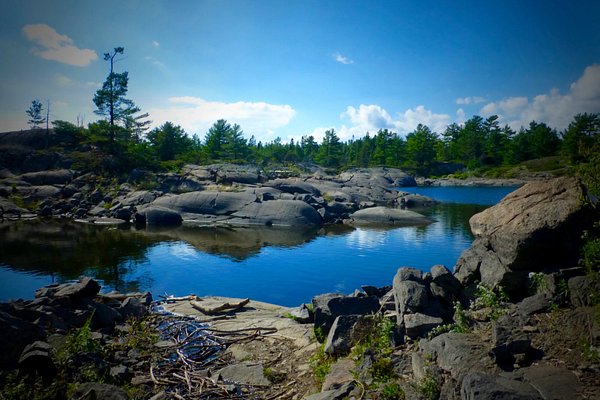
[0,220,168,293]
[143,225,326,261]
[0,194,504,304]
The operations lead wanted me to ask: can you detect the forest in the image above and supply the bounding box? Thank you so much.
[23,47,600,177]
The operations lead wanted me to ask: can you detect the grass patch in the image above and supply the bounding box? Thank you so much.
[309,343,332,384]
[414,374,440,400]
[381,382,405,400]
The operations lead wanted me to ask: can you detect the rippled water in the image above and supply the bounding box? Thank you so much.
[0,186,518,306]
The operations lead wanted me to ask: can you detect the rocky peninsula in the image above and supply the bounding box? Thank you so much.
[1,176,599,399]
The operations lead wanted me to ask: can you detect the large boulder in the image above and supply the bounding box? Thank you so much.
[419,332,497,380]
[135,206,182,226]
[152,191,258,216]
[229,200,324,227]
[20,169,73,185]
[349,207,433,226]
[312,294,380,338]
[454,177,594,299]
[461,373,543,400]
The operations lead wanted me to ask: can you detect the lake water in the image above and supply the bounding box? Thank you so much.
[0,186,518,307]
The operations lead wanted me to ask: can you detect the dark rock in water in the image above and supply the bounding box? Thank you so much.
[568,275,600,307]
[54,276,101,300]
[229,199,324,227]
[113,206,132,222]
[136,206,182,226]
[454,177,594,300]
[461,372,543,400]
[349,206,433,226]
[70,382,128,400]
[152,191,257,216]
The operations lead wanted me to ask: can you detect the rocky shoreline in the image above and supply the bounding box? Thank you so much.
[0,164,441,229]
[1,177,599,399]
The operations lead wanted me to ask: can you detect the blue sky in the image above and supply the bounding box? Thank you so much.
[1,0,599,142]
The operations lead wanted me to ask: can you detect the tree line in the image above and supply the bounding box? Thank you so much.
[27,46,600,175]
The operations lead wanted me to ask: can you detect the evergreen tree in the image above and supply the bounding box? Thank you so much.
[223,123,248,160]
[26,99,46,128]
[315,129,343,168]
[562,113,600,163]
[93,47,140,146]
[204,119,230,160]
[147,121,192,161]
[406,124,438,172]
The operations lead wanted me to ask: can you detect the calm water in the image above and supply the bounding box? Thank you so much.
[0,186,518,307]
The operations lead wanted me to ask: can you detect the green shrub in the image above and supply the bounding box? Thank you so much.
[381,382,405,400]
[414,374,440,400]
[309,343,332,384]
[473,283,508,320]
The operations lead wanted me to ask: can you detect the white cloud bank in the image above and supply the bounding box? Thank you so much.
[148,97,296,140]
[306,104,452,143]
[456,96,486,105]
[480,64,600,130]
[22,24,97,67]
[333,52,354,65]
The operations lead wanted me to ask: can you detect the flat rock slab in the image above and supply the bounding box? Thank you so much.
[349,206,434,226]
[162,296,313,348]
[163,296,318,397]
[217,362,270,386]
[517,364,582,400]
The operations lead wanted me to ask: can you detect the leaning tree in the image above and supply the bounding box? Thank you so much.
[93,47,140,147]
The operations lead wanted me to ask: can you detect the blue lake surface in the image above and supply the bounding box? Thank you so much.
[0,186,518,307]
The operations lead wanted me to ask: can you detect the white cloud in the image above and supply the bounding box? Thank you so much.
[22,24,97,67]
[455,96,486,105]
[480,96,528,117]
[145,56,166,70]
[148,96,296,141]
[480,64,600,130]
[315,104,452,141]
[55,73,100,88]
[333,52,354,65]
[456,108,466,123]
[152,40,160,48]
[394,105,451,134]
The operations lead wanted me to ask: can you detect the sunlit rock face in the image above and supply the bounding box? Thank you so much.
[454,176,595,299]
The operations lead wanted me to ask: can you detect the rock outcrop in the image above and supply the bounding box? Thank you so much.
[454,177,593,299]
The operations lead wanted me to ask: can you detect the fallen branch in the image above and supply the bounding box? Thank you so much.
[190,298,250,314]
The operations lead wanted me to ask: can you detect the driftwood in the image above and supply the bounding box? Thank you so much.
[149,311,279,399]
[190,298,250,314]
